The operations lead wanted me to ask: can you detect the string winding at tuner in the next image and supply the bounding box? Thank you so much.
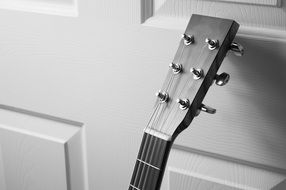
[129,14,243,190]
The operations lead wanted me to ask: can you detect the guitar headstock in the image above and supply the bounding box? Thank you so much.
[144,14,243,141]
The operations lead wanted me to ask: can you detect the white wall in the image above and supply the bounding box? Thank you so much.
[0,0,285,189]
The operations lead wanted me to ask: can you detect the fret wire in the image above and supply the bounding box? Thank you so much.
[130,133,171,190]
[136,134,157,189]
[137,159,160,171]
[137,136,153,187]
[140,60,175,190]
[132,160,142,188]
[132,133,150,188]
[142,136,162,189]
[137,133,156,188]
[143,60,174,190]
[140,134,161,189]
[130,184,140,190]
[134,133,159,189]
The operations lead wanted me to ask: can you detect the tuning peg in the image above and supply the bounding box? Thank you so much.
[214,72,230,86]
[205,38,219,50]
[182,34,194,46]
[169,62,182,74]
[190,68,204,80]
[195,104,216,116]
[201,104,216,114]
[176,99,190,110]
[155,91,169,103]
[230,42,244,56]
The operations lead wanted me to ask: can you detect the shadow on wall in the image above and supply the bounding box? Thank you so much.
[230,36,286,163]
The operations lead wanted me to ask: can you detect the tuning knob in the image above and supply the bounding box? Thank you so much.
[169,62,182,74]
[156,91,169,103]
[196,104,216,116]
[176,99,190,110]
[214,72,230,86]
[190,68,204,80]
[200,104,216,114]
[205,38,219,50]
[182,34,194,45]
[230,42,244,56]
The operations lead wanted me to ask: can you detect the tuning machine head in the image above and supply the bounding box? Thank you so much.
[205,38,219,50]
[156,91,169,103]
[195,104,216,116]
[214,72,230,86]
[169,62,182,74]
[190,68,204,80]
[230,42,244,56]
[177,99,190,110]
[182,34,194,45]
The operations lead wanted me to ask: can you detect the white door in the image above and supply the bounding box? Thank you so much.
[0,0,285,189]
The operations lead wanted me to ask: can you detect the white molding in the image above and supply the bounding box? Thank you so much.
[0,105,88,190]
[141,0,286,41]
[0,0,78,17]
[215,0,281,7]
[163,149,286,190]
[168,167,253,190]
[142,15,286,42]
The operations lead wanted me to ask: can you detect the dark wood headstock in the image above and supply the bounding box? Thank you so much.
[145,14,243,140]
[129,14,244,190]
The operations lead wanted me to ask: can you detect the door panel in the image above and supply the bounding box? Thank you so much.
[161,149,286,190]
[0,105,87,190]
[0,0,285,189]
[0,0,78,16]
[142,0,286,39]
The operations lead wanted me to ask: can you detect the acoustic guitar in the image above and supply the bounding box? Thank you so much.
[128,14,244,190]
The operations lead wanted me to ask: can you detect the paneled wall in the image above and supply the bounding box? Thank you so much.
[0,0,285,189]
[0,105,88,190]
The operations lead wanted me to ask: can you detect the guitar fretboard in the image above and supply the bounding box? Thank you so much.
[129,132,172,190]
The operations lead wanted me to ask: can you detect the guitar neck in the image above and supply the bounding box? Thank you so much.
[129,132,173,190]
[128,14,242,190]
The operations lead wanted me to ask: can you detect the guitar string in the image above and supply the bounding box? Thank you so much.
[156,41,205,137]
[133,29,224,189]
[166,43,208,135]
[145,40,208,187]
[132,69,174,188]
[136,34,205,188]
[158,42,192,136]
[131,102,160,188]
[139,40,194,189]
[166,43,207,135]
[140,41,187,189]
[140,75,174,189]
[143,39,188,189]
[136,71,175,189]
[146,64,176,131]
[137,41,202,185]
[153,73,174,131]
